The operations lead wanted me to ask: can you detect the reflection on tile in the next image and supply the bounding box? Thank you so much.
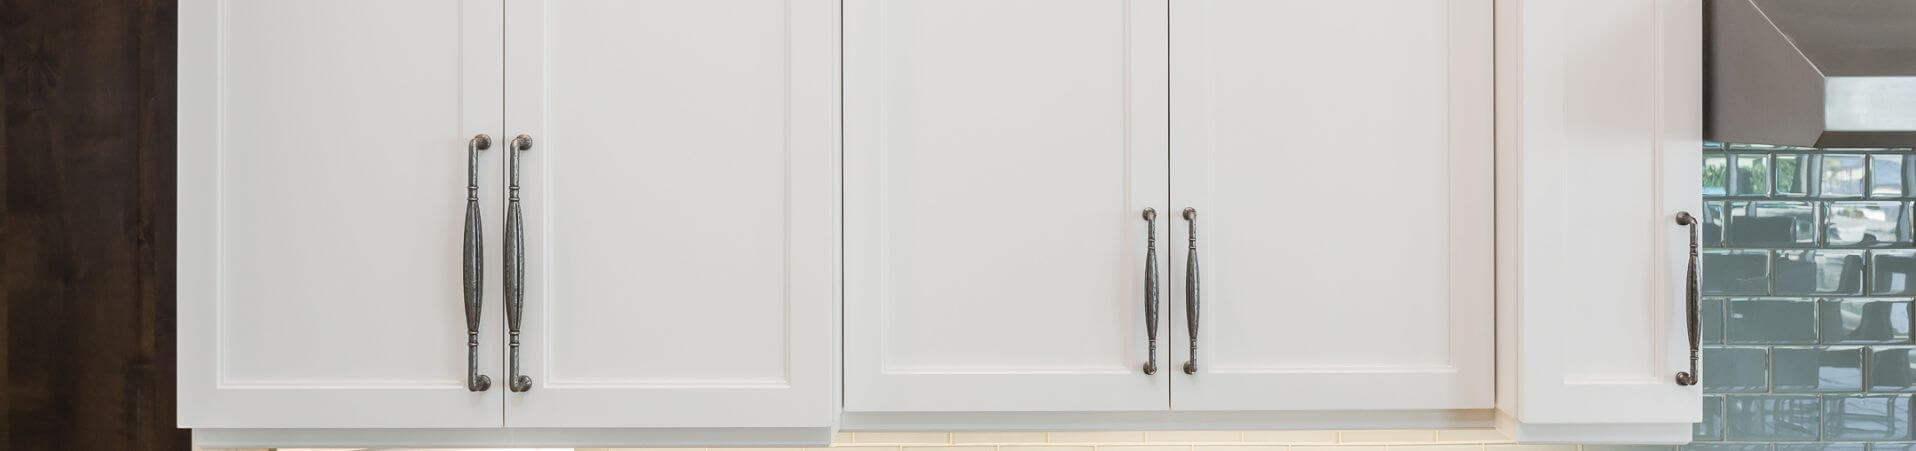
[1822,300,1912,344]
[1776,250,1866,296]
[1875,155,1907,198]
[1826,202,1909,247]
[1736,153,1773,196]
[1696,395,1725,441]
[1726,395,1822,440]
[1705,250,1771,295]
[1705,202,1727,247]
[1704,298,1727,345]
[1778,153,1813,197]
[1874,250,1916,296]
[1730,201,1818,247]
[1705,153,1730,196]
[1774,347,1864,393]
[1705,347,1771,393]
[1826,154,1870,198]
[1872,348,1916,393]
[1729,299,1819,344]
[1824,395,1914,440]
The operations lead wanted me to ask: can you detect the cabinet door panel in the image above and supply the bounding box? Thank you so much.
[1168,0,1493,411]
[502,0,839,428]
[844,0,1171,412]
[178,0,505,428]
[1495,0,1702,432]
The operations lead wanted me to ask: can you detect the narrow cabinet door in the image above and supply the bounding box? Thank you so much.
[844,0,1171,412]
[501,0,840,428]
[1495,0,1702,439]
[1168,0,1494,411]
[178,0,505,427]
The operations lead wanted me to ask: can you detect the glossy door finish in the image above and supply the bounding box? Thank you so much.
[503,0,840,428]
[178,0,505,427]
[1168,0,1494,411]
[843,0,1171,412]
[1495,0,1702,438]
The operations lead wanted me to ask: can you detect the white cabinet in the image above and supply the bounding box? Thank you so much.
[1493,0,1703,443]
[179,0,840,445]
[844,0,1494,418]
[842,0,1171,413]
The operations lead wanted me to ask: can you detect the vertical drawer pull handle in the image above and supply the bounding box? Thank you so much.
[462,134,493,392]
[1182,208,1201,375]
[506,134,534,392]
[1675,211,1700,386]
[1143,208,1160,375]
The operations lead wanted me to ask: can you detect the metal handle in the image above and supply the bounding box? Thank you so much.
[1143,208,1160,375]
[505,134,534,392]
[1182,208,1200,375]
[462,134,493,392]
[1675,211,1701,386]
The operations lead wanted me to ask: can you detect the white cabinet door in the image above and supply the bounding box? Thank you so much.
[1495,0,1702,443]
[844,0,1171,412]
[501,0,840,428]
[178,0,505,428]
[1167,0,1493,412]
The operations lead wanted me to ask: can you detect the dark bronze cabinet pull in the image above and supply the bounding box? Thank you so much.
[1143,208,1160,375]
[462,134,493,392]
[1675,211,1700,386]
[506,134,534,392]
[1182,208,1200,375]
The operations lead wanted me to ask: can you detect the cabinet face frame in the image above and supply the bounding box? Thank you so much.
[1167,0,1495,412]
[501,0,841,428]
[178,0,506,428]
[842,0,1173,412]
[1494,0,1703,432]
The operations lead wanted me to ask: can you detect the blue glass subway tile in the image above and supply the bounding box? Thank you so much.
[1727,395,1822,440]
[1825,202,1909,247]
[1874,155,1906,198]
[1684,445,1770,451]
[1871,444,1916,451]
[1730,201,1818,247]
[1776,250,1866,296]
[1822,299,1913,344]
[1778,444,1868,451]
[1698,395,1726,441]
[1736,153,1774,196]
[1824,395,1915,440]
[1705,298,1727,345]
[1707,347,1772,393]
[1826,154,1870,198]
[1778,153,1814,197]
[1705,250,1772,295]
[1706,201,1727,247]
[1705,153,1729,196]
[1871,348,1916,393]
[1728,299,1819,344]
[1874,250,1916,296]
[1774,347,1864,393]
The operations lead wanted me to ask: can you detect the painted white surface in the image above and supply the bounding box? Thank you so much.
[1167,0,1495,411]
[178,0,505,428]
[842,0,1172,412]
[1494,0,1703,440]
[503,0,840,428]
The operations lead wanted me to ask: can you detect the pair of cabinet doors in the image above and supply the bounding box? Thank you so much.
[178,0,839,428]
[843,0,1493,413]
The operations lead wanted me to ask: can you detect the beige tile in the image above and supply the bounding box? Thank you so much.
[954,432,1050,443]
[1296,446,1386,451]
[1486,446,1578,451]
[834,432,858,444]
[1434,429,1510,443]
[1003,446,1098,451]
[903,447,994,451]
[1339,430,1438,444]
[1097,446,1194,451]
[1049,432,1148,443]
[1381,446,1482,451]
[856,432,953,444]
[1197,446,1287,451]
[1239,431,1338,444]
[1145,431,1242,443]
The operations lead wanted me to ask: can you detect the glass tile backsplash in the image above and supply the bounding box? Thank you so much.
[1699,142,1916,450]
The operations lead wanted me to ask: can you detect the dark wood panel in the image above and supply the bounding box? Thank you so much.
[1,0,183,449]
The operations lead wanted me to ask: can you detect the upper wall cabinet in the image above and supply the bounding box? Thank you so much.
[1494,0,1703,444]
[179,0,839,446]
[843,0,1492,419]
[842,0,1172,413]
